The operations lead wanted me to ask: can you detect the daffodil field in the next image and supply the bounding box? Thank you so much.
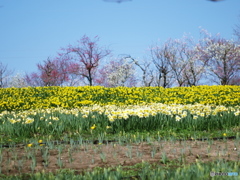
[0,85,240,140]
[0,85,240,179]
[0,85,240,111]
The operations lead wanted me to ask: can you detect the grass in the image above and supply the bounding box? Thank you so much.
[0,160,239,180]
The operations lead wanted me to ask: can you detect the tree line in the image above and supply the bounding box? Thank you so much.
[1,28,240,88]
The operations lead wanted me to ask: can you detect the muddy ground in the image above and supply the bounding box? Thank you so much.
[1,139,239,176]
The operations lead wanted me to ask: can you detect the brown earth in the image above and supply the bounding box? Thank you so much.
[0,139,239,176]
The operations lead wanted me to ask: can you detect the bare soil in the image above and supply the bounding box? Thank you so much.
[1,139,239,176]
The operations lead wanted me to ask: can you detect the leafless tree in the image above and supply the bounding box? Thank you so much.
[125,56,154,87]
[233,15,240,43]
[60,35,111,86]
[150,42,175,87]
[197,31,240,85]
[150,37,207,87]
[25,57,72,87]
[177,37,207,87]
[8,72,28,88]
[96,57,136,87]
[181,49,206,86]
[0,62,14,88]
[25,72,44,87]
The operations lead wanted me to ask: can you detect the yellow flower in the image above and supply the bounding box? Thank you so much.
[52,116,59,121]
[38,140,43,143]
[223,133,227,137]
[90,124,96,130]
[8,118,16,124]
[107,115,115,122]
[27,143,33,147]
[181,111,187,118]
[24,117,34,124]
[106,126,111,129]
[200,113,205,117]
[82,114,88,118]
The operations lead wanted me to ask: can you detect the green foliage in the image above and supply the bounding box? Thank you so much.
[1,160,239,180]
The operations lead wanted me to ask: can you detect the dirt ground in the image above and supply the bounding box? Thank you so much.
[0,139,239,176]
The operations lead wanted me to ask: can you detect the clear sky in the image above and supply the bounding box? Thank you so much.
[0,0,240,75]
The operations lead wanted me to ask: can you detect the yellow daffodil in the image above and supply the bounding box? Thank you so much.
[90,124,96,130]
[82,114,88,118]
[24,117,34,124]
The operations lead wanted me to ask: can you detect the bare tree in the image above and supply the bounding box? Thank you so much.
[181,50,206,86]
[25,72,44,87]
[229,74,240,85]
[96,57,137,87]
[8,72,28,88]
[233,15,240,43]
[149,37,207,87]
[37,58,60,86]
[26,36,110,87]
[0,62,14,88]
[26,57,72,87]
[197,31,240,85]
[150,42,175,87]
[60,35,111,86]
[37,57,71,86]
[123,56,153,87]
[178,37,207,87]
[167,40,189,87]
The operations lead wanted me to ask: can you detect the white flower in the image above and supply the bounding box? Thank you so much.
[175,115,181,121]
[234,111,239,116]
[193,115,198,120]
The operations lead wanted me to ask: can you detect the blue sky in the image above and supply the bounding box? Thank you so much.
[0,0,240,75]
